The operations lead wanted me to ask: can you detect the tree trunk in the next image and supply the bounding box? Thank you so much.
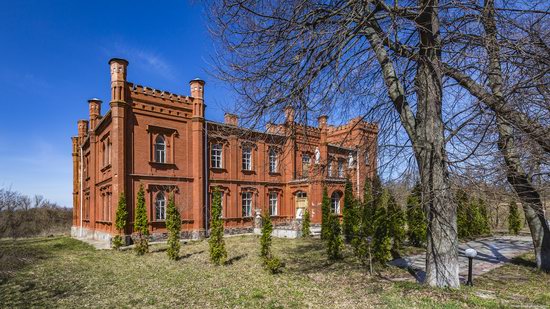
[484,0,550,271]
[496,117,550,271]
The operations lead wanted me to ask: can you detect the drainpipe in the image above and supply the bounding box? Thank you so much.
[204,121,209,237]
[79,145,84,238]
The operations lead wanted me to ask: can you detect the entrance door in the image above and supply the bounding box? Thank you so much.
[295,191,308,219]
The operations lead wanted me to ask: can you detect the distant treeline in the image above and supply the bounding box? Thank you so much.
[0,188,71,239]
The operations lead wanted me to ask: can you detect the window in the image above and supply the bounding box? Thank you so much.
[154,135,166,163]
[302,154,310,177]
[211,143,223,168]
[102,142,107,167]
[365,151,369,165]
[269,148,278,173]
[269,192,278,216]
[242,192,252,217]
[155,192,166,221]
[331,192,341,214]
[337,160,344,177]
[327,159,333,177]
[242,146,252,170]
[102,139,111,167]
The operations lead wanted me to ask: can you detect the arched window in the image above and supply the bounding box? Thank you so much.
[155,192,166,221]
[302,154,311,177]
[331,192,341,214]
[154,135,166,163]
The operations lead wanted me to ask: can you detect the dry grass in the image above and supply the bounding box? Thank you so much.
[0,236,548,308]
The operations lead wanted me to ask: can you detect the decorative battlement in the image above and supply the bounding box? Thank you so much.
[327,117,378,135]
[128,82,193,105]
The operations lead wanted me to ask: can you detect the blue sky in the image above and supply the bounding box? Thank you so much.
[0,0,234,207]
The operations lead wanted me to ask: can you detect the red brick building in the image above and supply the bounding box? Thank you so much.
[71,58,378,242]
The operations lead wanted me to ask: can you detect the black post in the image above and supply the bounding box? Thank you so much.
[466,257,473,286]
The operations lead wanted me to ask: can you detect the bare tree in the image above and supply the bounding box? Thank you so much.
[209,0,461,287]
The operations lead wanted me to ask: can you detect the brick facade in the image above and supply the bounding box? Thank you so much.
[71,58,378,242]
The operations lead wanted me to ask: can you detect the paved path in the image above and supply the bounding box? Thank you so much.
[390,235,533,283]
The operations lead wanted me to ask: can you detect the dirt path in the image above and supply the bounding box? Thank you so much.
[390,235,533,283]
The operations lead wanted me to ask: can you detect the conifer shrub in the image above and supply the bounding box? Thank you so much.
[209,187,227,265]
[372,189,392,264]
[301,209,311,238]
[326,214,343,260]
[406,185,426,247]
[166,193,181,260]
[352,179,374,265]
[478,198,491,235]
[134,185,149,255]
[456,189,470,239]
[387,194,406,251]
[342,180,357,244]
[260,213,273,260]
[508,200,521,235]
[112,192,128,250]
[260,212,284,273]
[321,186,330,240]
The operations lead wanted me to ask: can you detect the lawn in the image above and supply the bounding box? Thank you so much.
[0,236,549,308]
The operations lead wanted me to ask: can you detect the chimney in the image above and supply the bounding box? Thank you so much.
[224,113,238,126]
[109,58,129,102]
[284,106,295,123]
[190,78,205,100]
[318,115,328,129]
[77,119,89,138]
[88,98,102,129]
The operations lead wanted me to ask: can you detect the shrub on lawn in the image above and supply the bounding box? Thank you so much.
[301,209,311,238]
[372,189,392,264]
[260,212,284,273]
[352,178,374,266]
[342,180,358,244]
[134,185,149,255]
[166,193,181,260]
[209,187,227,265]
[387,193,406,251]
[508,200,521,235]
[406,185,426,247]
[321,186,330,240]
[112,192,128,250]
[326,214,343,260]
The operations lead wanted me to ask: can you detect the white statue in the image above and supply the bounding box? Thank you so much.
[348,152,355,167]
[314,147,320,164]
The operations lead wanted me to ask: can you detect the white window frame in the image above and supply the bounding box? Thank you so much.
[154,135,166,163]
[331,192,340,214]
[211,143,223,169]
[269,148,278,173]
[269,192,278,216]
[327,159,333,177]
[242,146,252,171]
[242,192,252,217]
[155,192,166,221]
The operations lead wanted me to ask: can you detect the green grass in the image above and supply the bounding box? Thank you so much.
[0,236,548,308]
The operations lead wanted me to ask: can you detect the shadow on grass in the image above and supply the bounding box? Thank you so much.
[179,250,205,260]
[510,256,537,268]
[225,253,247,265]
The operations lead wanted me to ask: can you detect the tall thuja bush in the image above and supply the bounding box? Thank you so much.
[209,187,227,265]
[387,193,406,251]
[112,192,128,250]
[321,186,330,240]
[456,189,470,239]
[326,214,343,260]
[508,200,522,235]
[134,185,149,255]
[406,185,427,247]
[260,213,283,273]
[301,209,311,237]
[166,193,181,260]
[342,180,357,243]
[478,198,491,235]
[352,178,374,267]
[373,189,392,264]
